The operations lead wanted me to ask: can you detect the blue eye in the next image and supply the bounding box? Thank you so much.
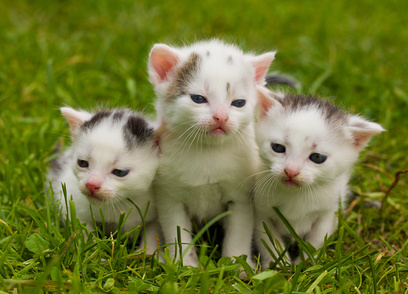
[271,143,286,153]
[112,169,130,177]
[77,159,89,168]
[309,153,327,164]
[231,99,246,108]
[190,94,207,104]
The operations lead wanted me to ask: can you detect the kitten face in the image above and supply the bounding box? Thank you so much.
[163,58,256,143]
[62,108,159,204]
[149,40,275,145]
[257,108,354,188]
[256,89,384,190]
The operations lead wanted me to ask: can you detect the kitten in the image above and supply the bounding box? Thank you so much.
[148,39,275,268]
[48,107,160,254]
[254,87,384,269]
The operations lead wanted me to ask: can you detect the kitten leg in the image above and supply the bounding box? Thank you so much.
[288,212,336,265]
[140,220,161,255]
[158,201,198,267]
[255,218,285,270]
[222,201,255,270]
[304,211,337,257]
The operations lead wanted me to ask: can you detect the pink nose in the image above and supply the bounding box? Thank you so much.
[86,182,100,195]
[213,114,229,125]
[284,168,299,179]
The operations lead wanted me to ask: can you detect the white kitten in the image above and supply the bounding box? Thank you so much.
[48,107,160,254]
[148,39,275,268]
[254,87,384,269]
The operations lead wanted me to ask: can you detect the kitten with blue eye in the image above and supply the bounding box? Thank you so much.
[48,107,160,254]
[148,39,275,270]
[254,86,384,269]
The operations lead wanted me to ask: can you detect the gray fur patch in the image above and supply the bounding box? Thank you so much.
[123,114,154,149]
[166,53,201,99]
[282,95,347,126]
[82,110,112,131]
[112,109,125,122]
[227,56,233,64]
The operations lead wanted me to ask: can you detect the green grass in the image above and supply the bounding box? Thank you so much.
[1,0,408,292]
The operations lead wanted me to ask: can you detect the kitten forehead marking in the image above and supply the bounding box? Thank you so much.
[113,109,125,122]
[80,109,154,151]
[123,115,154,149]
[167,53,201,100]
[82,110,112,131]
[282,95,347,126]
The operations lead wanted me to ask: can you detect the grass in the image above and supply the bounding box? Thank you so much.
[1,0,408,292]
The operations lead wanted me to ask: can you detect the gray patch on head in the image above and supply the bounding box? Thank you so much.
[227,56,233,64]
[112,109,126,122]
[123,114,154,149]
[206,51,210,57]
[166,53,201,100]
[282,94,348,127]
[226,82,230,93]
[82,110,112,131]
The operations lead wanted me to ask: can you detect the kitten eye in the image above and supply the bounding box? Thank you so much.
[190,94,207,104]
[231,99,246,108]
[77,159,89,168]
[271,143,286,153]
[309,153,327,164]
[112,169,130,177]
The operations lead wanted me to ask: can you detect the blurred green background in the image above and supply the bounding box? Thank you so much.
[0,0,407,291]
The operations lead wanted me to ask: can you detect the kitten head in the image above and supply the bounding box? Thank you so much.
[148,39,275,145]
[61,107,159,204]
[256,87,384,189]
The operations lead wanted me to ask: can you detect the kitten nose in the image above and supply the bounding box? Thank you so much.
[213,115,228,125]
[284,168,299,179]
[213,107,229,125]
[86,182,100,195]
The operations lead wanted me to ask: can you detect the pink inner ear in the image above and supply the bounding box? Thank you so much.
[150,45,180,83]
[348,118,384,150]
[256,85,278,118]
[61,107,87,134]
[352,131,374,149]
[252,52,276,84]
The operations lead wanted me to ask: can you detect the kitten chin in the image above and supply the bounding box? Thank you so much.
[47,107,161,255]
[254,88,384,269]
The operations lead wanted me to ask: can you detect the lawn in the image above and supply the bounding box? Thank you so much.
[0,0,407,292]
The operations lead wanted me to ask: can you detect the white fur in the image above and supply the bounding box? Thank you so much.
[149,40,275,269]
[254,92,384,269]
[48,108,160,254]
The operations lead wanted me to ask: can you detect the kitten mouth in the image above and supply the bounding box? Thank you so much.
[283,179,300,188]
[208,126,228,136]
[86,193,108,203]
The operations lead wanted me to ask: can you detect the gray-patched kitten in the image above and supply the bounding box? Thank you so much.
[254,86,384,269]
[48,107,160,254]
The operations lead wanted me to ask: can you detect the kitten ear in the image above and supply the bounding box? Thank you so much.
[346,115,385,150]
[256,85,283,118]
[248,51,276,85]
[60,107,92,134]
[148,44,181,85]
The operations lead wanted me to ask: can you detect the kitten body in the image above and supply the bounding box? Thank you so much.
[48,108,160,254]
[254,88,384,268]
[148,40,275,267]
